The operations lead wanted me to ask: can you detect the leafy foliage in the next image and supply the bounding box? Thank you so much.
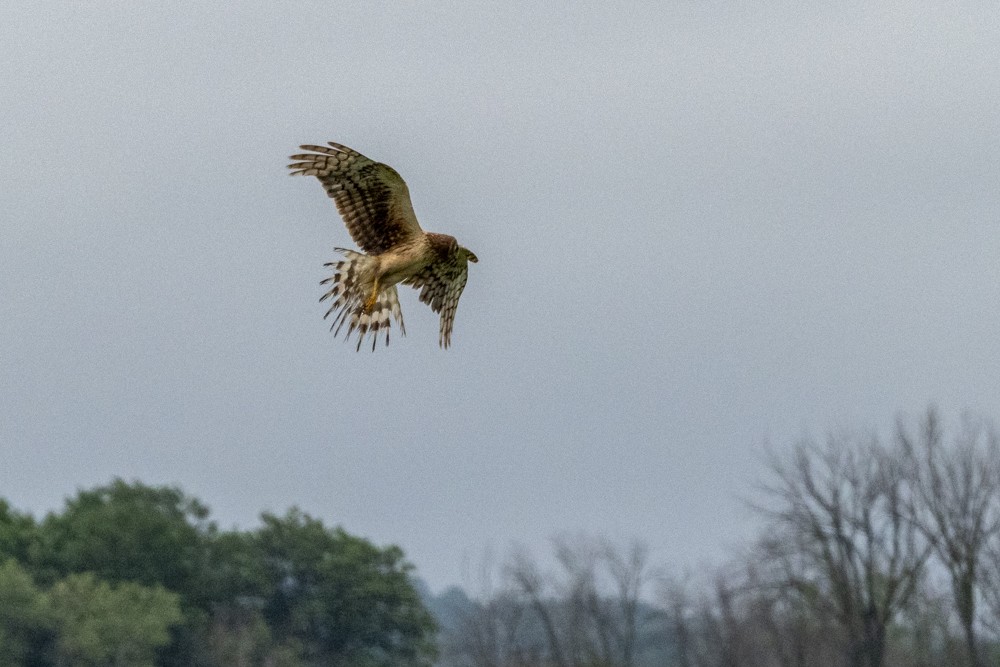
[0,500,36,566]
[35,480,212,596]
[252,508,436,666]
[0,480,436,666]
[0,559,50,667]
[46,573,182,667]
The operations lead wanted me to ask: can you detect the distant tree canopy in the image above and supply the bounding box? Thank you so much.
[0,499,34,565]
[33,480,212,600]
[0,479,436,667]
[253,509,435,663]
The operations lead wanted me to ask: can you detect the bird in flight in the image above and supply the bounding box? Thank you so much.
[288,142,478,351]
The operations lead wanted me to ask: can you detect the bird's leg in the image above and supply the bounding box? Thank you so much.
[363,276,380,314]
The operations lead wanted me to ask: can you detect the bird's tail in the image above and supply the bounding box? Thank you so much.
[319,249,405,351]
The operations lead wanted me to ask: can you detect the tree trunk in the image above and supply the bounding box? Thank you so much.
[956,573,982,667]
[860,606,885,667]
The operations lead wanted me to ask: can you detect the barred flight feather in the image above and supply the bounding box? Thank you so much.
[319,249,405,351]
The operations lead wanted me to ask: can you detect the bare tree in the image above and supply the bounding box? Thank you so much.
[599,539,650,667]
[760,432,931,667]
[441,549,537,667]
[898,408,1000,667]
[447,591,532,667]
[660,575,732,667]
[506,537,655,667]
[505,549,569,667]
[444,537,654,667]
[660,551,846,667]
[748,535,842,667]
[660,577,697,667]
[442,410,1000,667]
[544,536,652,667]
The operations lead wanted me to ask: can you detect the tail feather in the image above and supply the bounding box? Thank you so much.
[319,249,405,351]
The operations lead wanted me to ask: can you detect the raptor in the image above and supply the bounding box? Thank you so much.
[289,142,478,350]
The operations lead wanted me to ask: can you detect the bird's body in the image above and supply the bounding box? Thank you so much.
[288,142,477,350]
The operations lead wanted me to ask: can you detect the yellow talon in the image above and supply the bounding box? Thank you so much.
[363,278,380,314]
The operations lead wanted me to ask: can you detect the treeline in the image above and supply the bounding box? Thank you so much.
[6,408,1000,667]
[435,408,1000,667]
[0,481,435,666]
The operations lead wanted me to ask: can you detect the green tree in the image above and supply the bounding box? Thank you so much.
[0,499,36,565]
[36,479,213,597]
[251,508,437,666]
[2,481,438,665]
[0,559,51,667]
[35,479,217,665]
[46,572,182,667]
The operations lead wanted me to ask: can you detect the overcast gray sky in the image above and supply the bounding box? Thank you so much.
[2,1,999,592]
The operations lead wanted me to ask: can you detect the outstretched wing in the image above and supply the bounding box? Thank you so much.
[288,142,422,254]
[404,251,475,349]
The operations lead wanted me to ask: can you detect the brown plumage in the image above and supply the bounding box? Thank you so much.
[289,142,478,350]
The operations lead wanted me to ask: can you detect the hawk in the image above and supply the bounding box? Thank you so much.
[288,142,478,350]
